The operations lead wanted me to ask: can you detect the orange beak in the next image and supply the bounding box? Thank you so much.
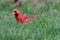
[12,12,15,14]
[12,10,16,14]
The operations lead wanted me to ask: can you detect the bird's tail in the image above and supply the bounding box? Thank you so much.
[30,13,38,18]
[24,14,38,22]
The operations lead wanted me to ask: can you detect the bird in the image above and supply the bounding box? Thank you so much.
[12,8,38,23]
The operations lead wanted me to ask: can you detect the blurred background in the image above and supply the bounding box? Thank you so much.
[0,0,60,40]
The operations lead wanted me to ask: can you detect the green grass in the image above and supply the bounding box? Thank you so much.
[0,0,60,40]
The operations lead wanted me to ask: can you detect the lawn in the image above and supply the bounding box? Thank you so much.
[0,0,60,40]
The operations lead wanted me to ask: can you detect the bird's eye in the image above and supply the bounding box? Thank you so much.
[14,11,16,13]
[14,11,17,14]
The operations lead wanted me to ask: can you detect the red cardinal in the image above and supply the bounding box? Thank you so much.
[12,9,38,23]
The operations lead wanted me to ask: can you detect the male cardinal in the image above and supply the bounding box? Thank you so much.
[12,9,38,23]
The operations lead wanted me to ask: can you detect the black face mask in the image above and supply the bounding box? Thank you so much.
[15,13,18,16]
[14,11,18,16]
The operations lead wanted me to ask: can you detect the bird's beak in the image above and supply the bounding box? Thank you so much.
[12,12,15,14]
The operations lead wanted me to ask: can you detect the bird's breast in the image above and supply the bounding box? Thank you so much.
[15,15,25,23]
